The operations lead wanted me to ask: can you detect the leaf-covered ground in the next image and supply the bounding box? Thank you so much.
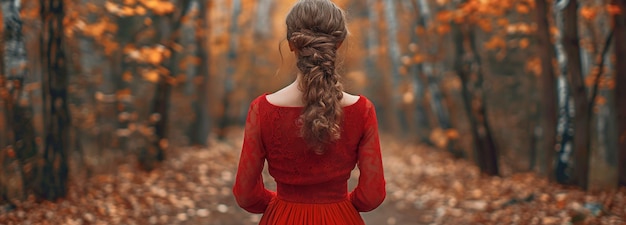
[0,130,624,225]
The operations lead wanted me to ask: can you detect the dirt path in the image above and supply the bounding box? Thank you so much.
[0,131,624,225]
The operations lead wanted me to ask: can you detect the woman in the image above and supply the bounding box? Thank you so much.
[232,0,386,224]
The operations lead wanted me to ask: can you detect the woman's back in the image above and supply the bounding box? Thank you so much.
[233,93,385,224]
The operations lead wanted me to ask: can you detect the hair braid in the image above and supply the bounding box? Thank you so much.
[286,0,347,154]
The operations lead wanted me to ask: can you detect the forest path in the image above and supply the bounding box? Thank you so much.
[0,129,624,225]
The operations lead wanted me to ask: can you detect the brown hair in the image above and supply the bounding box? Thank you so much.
[286,0,347,154]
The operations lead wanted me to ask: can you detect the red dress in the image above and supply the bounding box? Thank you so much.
[233,94,386,225]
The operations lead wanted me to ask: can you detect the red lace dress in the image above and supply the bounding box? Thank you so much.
[233,94,386,225]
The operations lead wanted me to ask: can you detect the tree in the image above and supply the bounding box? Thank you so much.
[382,0,403,133]
[1,0,38,200]
[452,12,499,176]
[139,0,193,170]
[40,0,71,200]
[217,0,241,140]
[534,0,558,180]
[412,0,461,157]
[613,0,626,187]
[188,0,211,146]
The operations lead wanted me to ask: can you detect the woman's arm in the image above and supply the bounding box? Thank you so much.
[232,99,276,213]
[349,100,386,212]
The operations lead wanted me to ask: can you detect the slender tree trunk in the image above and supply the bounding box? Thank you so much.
[561,0,591,190]
[614,0,626,187]
[2,0,37,200]
[382,0,402,133]
[40,0,70,200]
[534,0,558,180]
[553,0,574,184]
[453,23,499,176]
[188,0,211,146]
[217,0,240,140]
[138,0,192,170]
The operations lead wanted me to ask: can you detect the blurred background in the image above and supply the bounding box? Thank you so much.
[0,0,625,224]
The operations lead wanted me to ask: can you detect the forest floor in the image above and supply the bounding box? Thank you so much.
[0,128,625,225]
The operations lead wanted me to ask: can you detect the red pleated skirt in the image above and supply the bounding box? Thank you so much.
[259,197,366,225]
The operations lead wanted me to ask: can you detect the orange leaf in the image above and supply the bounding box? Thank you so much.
[413,54,426,64]
[437,24,451,35]
[478,19,492,32]
[7,148,15,158]
[516,4,530,14]
[123,71,133,82]
[446,129,459,139]
[497,18,509,27]
[580,6,597,21]
[436,10,453,22]
[607,4,622,16]
[143,70,160,83]
[116,88,132,100]
[519,38,530,49]
[595,95,606,105]
[484,36,506,50]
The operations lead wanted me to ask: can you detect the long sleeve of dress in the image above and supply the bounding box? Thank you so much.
[233,100,276,214]
[348,101,386,212]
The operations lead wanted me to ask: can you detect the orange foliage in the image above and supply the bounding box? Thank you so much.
[519,38,530,49]
[484,36,506,50]
[142,70,160,83]
[516,4,530,14]
[139,0,175,15]
[607,4,622,15]
[580,6,598,21]
[437,24,452,35]
[525,57,542,77]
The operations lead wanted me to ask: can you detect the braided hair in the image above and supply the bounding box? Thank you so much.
[286,0,348,154]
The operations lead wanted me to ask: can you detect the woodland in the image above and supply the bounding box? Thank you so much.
[0,0,625,224]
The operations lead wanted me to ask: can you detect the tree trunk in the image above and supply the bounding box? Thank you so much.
[188,0,211,146]
[414,0,461,156]
[555,76,574,183]
[534,0,558,180]
[40,0,70,200]
[561,0,591,190]
[614,0,626,187]
[2,0,38,201]
[138,0,193,170]
[217,0,240,140]
[453,23,499,176]
[382,0,402,133]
